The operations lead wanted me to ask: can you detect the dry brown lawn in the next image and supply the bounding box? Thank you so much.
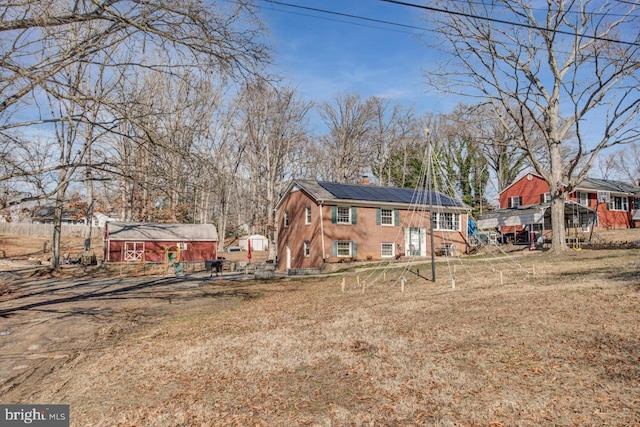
[0,232,639,426]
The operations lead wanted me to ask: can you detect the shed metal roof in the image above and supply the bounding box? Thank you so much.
[106,222,218,241]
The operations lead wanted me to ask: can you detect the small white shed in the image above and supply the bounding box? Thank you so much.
[239,234,269,251]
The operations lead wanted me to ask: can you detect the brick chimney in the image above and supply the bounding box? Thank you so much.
[360,175,370,185]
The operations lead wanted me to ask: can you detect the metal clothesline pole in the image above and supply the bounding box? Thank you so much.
[426,129,436,282]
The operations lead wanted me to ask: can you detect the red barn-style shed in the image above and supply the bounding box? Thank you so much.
[104,222,218,263]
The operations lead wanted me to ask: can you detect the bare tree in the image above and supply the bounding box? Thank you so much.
[596,151,620,181]
[382,113,437,189]
[319,93,376,183]
[236,81,312,259]
[0,135,59,213]
[614,143,640,185]
[426,0,640,251]
[288,135,323,181]
[140,70,217,222]
[190,89,245,246]
[45,75,90,269]
[0,0,267,121]
[369,98,419,187]
[0,0,271,269]
[455,103,530,192]
[0,0,268,214]
[72,48,128,252]
[25,17,130,267]
[435,108,490,216]
[105,122,145,222]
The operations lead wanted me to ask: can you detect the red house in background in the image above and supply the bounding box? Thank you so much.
[495,173,639,231]
[104,222,218,263]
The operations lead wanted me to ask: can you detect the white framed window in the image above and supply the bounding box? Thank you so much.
[376,208,398,226]
[380,209,393,225]
[608,196,629,211]
[435,212,461,231]
[305,206,312,224]
[543,192,552,203]
[577,192,588,206]
[332,240,357,258]
[337,241,351,257]
[337,206,351,224]
[283,210,289,227]
[381,242,394,257]
[508,196,522,208]
[304,241,310,257]
[332,206,356,225]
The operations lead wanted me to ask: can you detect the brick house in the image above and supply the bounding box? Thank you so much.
[275,180,470,273]
[480,173,639,240]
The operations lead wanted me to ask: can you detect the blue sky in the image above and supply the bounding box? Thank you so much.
[257,1,452,120]
[257,1,639,156]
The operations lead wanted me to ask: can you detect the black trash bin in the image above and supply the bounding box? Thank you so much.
[205,259,222,277]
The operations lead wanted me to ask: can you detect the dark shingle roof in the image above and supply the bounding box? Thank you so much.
[293,180,464,208]
[578,178,638,194]
[32,206,81,219]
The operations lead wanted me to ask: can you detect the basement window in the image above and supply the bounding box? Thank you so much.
[381,243,394,258]
[332,240,357,258]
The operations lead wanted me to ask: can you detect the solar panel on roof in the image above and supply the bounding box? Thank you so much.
[318,182,461,207]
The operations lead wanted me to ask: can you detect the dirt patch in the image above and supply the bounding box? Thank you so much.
[1,247,639,426]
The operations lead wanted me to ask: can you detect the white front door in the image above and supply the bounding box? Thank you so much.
[286,245,291,270]
[405,227,425,256]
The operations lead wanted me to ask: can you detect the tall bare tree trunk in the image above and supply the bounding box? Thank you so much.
[51,178,69,269]
[84,184,94,251]
[84,150,95,252]
[550,193,568,252]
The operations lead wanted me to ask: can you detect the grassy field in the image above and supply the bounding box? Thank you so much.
[1,243,639,426]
